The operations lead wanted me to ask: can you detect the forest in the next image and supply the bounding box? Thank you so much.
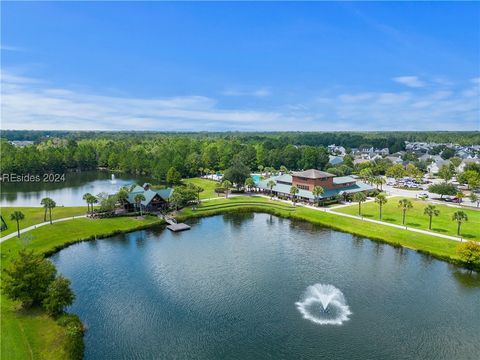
[1,131,479,181]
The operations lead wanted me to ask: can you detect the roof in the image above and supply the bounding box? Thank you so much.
[256,177,373,199]
[292,169,335,179]
[329,156,344,165]
[126,185,174,206]
[333,176,356,185]
[275,174,293,183]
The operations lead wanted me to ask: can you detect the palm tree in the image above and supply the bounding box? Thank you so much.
[469,192,479,208]
[40,197,52,221]
[116,187,129,207]
[88,195,98,213]
[290,185,299,205]
[452,211,468,237]
[280,165,288,174]
[376,177,386,191]
[10,211,25,238]
[359,168,373,184]
[456,191,464,203]
[423,205,440,230]
[82,193,92,213]
[258,165,264,174]
[375,193,388,220]
[267,180,276,199]
[221,180,232,198]
[195,185,204,203]
[245,178,255,192]
[46,199,56,224]
[353,192,367,216]
[134,194,146,216]
[398,198,413,225]
[312,186,325,207]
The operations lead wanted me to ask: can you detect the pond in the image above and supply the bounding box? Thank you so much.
[51,213,480,360]
[0,171,151,207]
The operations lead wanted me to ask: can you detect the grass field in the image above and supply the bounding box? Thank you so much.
[1,214,163,360]
[1,206,88,237]
[335,199,480,241]
[182,177,221,199]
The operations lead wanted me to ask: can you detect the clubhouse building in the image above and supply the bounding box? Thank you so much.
[124,183,174,211]
[255,169,373,202]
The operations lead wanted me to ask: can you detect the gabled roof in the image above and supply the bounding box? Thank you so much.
[157,188,174,200]
[126,184,174,206]
[292,169,335,179]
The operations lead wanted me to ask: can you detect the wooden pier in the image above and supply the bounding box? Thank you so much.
[165,217,191,232]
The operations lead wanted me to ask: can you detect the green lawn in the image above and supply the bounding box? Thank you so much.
[1,206,88,237]
[1,215,163,360]
[182,177,221,199]
[335,199,480,241]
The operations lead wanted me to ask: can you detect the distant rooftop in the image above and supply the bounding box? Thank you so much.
[292,169,335,179]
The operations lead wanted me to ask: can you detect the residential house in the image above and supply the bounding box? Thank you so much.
[328,155,344,166]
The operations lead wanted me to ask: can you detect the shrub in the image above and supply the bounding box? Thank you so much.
[456,241,480,269]
[3,249,56,308]
[43,275,75,317]
[57,314,85,360]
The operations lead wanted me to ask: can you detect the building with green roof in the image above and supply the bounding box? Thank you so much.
[255,169,374,203]
[125,184,174,212]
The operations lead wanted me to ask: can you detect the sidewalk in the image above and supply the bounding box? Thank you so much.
[0,215,87,243]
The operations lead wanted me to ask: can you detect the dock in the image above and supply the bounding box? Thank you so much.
[164,216,191,232]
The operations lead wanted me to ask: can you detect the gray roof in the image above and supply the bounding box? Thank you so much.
[333,176,356,185]
[275,174,293,183]
[329,155,344,165]
[292,169,335,179]
[256,177,373,200]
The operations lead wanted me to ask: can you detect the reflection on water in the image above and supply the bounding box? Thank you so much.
[51,214,480,360]
[1,170,151,206]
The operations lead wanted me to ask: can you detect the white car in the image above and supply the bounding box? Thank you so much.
[418,192,429,198]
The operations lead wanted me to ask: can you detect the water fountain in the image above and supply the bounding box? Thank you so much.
[111,174,117,184]
[295,283,351,325]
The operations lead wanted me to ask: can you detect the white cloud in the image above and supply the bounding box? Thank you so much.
[0,71,304,131]
[0,44,25,52]
[393,76,425,88]
[1,70,478,131]
[222,87,271,97]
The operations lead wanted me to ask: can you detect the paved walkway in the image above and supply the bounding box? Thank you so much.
[255,194,470,243]
[0,215,87,243]
[1,194,473,244]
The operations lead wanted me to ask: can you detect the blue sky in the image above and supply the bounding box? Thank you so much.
[1,2,479,131]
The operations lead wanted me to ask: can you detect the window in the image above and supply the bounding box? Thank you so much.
[298,184,309,190]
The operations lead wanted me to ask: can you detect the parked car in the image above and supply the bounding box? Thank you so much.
[418,192,429,198]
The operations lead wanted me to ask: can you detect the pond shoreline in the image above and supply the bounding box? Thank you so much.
[1,203,478,359]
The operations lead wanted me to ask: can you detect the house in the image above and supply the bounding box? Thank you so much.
[385,156,403,164]
[458,158,480,172]
[328,155,344,166]
[327,144,346,155]
[353,158,371,166]
[255,169,373,203]
[124,184,174,211]
[9,140,34,147]
[427,159,451,174]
